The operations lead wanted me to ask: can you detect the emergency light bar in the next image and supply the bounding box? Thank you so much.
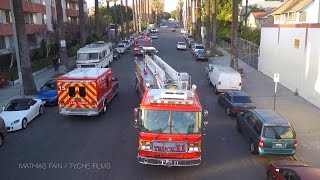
[149,99,194,105]
[159,91,188,100]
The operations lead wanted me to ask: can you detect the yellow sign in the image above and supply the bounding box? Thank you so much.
[294,39,300,48]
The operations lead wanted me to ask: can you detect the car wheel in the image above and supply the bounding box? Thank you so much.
[217,99,221,105]
[227,108,231,116]
[214,86,219,94]
[0,134,3,147]
[250,141,258,154]
[236,120,242,133]
[22,118,28,129]
[39,105,44,115]
[267,171,273,180]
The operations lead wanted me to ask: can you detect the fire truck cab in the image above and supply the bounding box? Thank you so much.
[134,36,152,55]
[133,48,208,167]
[57,68,118,116]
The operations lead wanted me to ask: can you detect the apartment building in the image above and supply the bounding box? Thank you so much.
[0,0,87,56]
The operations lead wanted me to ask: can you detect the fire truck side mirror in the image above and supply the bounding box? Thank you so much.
[134,108,141,129]
[202,110,209,130]
[112,77,118,81]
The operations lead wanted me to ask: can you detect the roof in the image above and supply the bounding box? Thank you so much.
[227,91,249,97]
[252,109,289,125]
[10,98,33,104]
[58,68,110,79]
[272,0,313,15]
[209,64,241,75]
[251,11,270,18]
[78,42,111,52]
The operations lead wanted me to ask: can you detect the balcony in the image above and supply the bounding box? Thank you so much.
[66,9,79,17]
[0,0,10,10]
[25,24,47,34]
[22,1,46,14]
[0,24,13,36]
[66,23,80,33]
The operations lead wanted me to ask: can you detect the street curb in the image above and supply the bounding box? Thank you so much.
[13,65,53,85]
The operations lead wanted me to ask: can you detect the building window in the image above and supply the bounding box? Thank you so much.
[5,11,11,23]
[274,15,280,21]
[300,11,306,22]
[0,10,11,24]
[42,14,46,24]
[0,36,6,50]
[288,12,296,21]
[30,14,34,24]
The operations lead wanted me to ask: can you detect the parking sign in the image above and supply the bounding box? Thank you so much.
[274,73,280,83]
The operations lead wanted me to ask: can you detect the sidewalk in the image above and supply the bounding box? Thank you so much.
[210,48,320,167]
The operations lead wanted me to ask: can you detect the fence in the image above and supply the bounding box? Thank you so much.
[217,38,259,70]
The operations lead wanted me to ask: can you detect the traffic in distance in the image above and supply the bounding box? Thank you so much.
[1,21,320,180]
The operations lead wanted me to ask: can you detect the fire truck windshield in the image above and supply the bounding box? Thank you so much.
[141,110,201,134]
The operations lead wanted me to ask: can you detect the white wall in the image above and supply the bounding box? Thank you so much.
[259,25,320,108]
[304,0,320,23]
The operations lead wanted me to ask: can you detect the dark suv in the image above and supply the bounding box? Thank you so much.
[0,117,8,147]
[236,109,297,156]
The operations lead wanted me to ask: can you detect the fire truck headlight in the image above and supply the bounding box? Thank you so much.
[188,143,201,152]
[139,141,152,151]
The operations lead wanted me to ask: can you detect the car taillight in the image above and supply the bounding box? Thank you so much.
[294,140,298,148]
[232,107,240,111]
[134,47,139,51]
[258,138,264,148]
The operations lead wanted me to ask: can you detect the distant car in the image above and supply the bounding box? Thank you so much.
[113,49,121,60]
[0,74,7,88]
[192,44,205,55]
[120,40,131,50]
[267,160,320,180]
[150,28,159,33]
[194,49,208,61]
[176,42,187,50]
[181,29,187,34]
[34,79,58,106]
[0,117,8,147]
[115,43,127,54]
[150,34,158,39]
[0,98,44,132]
[236,109,297,155]
[218,91,255,116]
[188,40,195,48]
[171,28,176,32]
[160,25,168,28]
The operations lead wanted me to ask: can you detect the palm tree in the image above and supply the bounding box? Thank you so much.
[79,0,86,46]
[95,0,100,36]
[138,0,142,32]
[230,0,239,69]
[113,0,118,42]
[132,0,137,33]
[12,0,37,95]
[211,0,217,52]
[245,0,248,27]
[55,0,68,74]
[120,0,124,39]
[106,0,111,42]
[147,0,150,23]
[195,0,201,43]
[125,0,130,38]
[205,0,210,48]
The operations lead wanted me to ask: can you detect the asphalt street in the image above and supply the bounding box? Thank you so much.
[0,27,292,180]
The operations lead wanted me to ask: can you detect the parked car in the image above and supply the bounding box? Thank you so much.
[184,33,193,40]
[150,28,159,33]
[187,38,194,47]
[176,42,187,50]
[113,49,121,60]
[194,49,208,61]
[150,34,158,39]
[267,160,320,180]
[115,43,127,54]
[218,91,255,116]
[120,40,131,50]
[192,44,205,55]
[171,28,176,32]
[34,79,58,106]
[181,29,187,34]
[0,117,8,147]
[236,109,297,155]
[0,74,7,88]
[0,98,44,132]
[205,64,242,94]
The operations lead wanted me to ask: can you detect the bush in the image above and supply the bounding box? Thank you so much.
[67,43,81,58]
[240,26,261,45]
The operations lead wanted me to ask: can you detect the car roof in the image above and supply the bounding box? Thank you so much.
[178,42,185,44]
[117,43,125,46]
[227,91,249,96]
[9,98,34,104]
[251,109,289,125]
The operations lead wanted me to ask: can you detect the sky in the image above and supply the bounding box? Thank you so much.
[86,0,179,13]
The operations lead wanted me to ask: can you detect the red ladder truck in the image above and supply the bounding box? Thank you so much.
[133,47,208,167]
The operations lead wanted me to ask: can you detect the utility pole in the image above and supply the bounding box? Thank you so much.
[9,0,24,97]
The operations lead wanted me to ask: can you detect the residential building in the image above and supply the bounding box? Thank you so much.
[272,0,320,24]
[247,11,274,29]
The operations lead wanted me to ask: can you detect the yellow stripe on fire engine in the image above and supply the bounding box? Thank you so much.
[85,84,97,96]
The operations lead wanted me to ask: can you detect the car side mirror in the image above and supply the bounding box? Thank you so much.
[202,110,209,131]
[2,107,4,111]
[112,77,118,81]
[134,108,141,129]
[40,87,43,90]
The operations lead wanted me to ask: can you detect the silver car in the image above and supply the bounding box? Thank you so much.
[115,43,127,54]
[0,117,8,147]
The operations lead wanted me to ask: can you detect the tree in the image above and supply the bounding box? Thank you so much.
[120,0,124,39]
[106,1,111,42]
[132,0,137,33]
[12,0,37,95]
[195,0,202,43]
[205,0,210,48]
[125,0,130,38]
[113,1,118,42]
[170,10,177,20]
[163,12,171,20]
[230,0,239,69]
[55,0,68,74]
[211,0,217,52]
[79,0,86,46]
[95,0,100,36]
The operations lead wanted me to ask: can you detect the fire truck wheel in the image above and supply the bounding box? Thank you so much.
[102,101,107,113]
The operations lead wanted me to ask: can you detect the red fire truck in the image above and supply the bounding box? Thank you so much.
[133,48,208,167]
[57,68,118,116]
[133,36,152,55]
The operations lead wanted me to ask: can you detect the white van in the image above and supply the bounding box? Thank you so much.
[77,41,113,68]
[205,64,242,94]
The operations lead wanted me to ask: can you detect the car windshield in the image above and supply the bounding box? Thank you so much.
[263,126,295,139]
[42,82,56,90]
[196,46,204,49]
[5,102,30,111]
[197,50,206,55]
[78,53,98,60]
[141,110,202,134]
[178,42,186,45]
[233,96,252,103]
[117,44,125,48]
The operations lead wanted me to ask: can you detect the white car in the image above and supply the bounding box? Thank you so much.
[150,34,158,39]
[181,29,187,34]
[0,98,44,132]
[176,42,187,50]
[115,43,127,54]
[150,29,159,33]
